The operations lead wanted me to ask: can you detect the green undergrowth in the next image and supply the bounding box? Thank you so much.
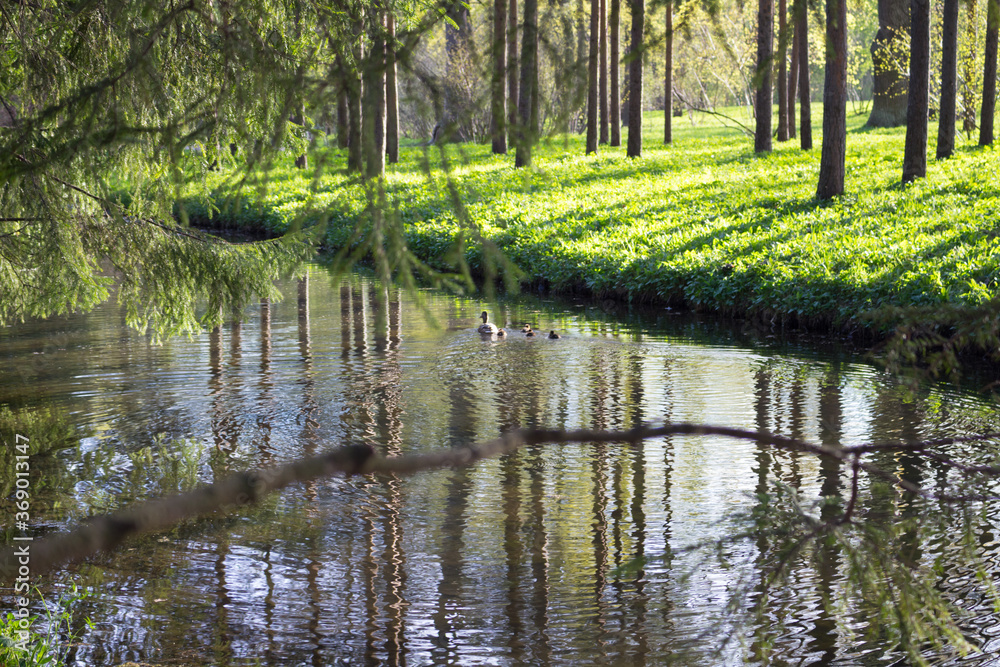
[172,106,1000,334]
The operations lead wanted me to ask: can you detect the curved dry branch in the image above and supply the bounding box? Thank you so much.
[3,423,1000,581]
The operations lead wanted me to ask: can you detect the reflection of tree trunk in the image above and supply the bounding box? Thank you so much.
[298,276,319,460]
[527,447,552,662]
[352,286,368,356]
[340,284,352,358]
[258,298,274,465]
[213,539,233,663]
[502,452,526,662]
[591,443,611,646]
[902,0,930,182]
[867,0,910,127]
[750,366,774,662]
[628,441,650,661]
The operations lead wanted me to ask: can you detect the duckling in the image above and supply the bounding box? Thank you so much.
[525,329,536,337]
[521,324,533,333]
[496,327,507,337]
[477,311,499,335]
[548,330,561,339]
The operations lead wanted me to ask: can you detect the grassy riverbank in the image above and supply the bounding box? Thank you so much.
[181,106,1000,334]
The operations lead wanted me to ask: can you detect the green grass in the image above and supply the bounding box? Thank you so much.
[177,105,1000,332]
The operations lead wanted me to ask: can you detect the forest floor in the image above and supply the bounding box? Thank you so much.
[181,104,1000,339]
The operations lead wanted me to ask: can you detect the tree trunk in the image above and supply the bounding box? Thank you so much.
[386,13,399,164]
[963,0,979,135]
[294,102,308,168]
[492,0,508,153]
[610,0,621,145]
[777,0,789,141]
[981,0,999,145]
[507,0,519,147]
[936,0,959,159]
[754,0,773,152]
[587,0,600,153]
[363,9,386,179]
[867,0,909,127]
[816,0,847,198]
[599,0,609,144]
[515,0,538,167]
[788,14,798,140]
[797,0,812,150]
[664,2,673,145]
[902,0,930,182]
[336,55,349,149]
[626,0,644,157]
[348,22,364,173]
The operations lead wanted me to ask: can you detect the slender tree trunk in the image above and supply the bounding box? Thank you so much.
[963,0,979,134]
[788,14,798,140]
[902,0,930,182]
[664,2,673,144]
[295,102,308,168]
[515,0,538,167]
[937,0,959,159]
[587,0,600,153]
[348,21,364,173]
[754,0,774,152]
[981,0,999,145]
[816,0,847,198]
[386,13,399,164]
[492,0,508,153]
[626,0,644,157]
[599,0,609,143]
[867,0,910,127]
[777,0,789,141]
[336,55,349,149]
[508,0,519,146]
[364,9,386,179]
[797,1,812,150]
[610,0,621,145]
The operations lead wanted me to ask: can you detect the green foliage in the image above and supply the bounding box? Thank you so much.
[0,585,91,667]
[187,108,1000,344]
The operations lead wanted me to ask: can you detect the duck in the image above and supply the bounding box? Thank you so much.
[521,324,533,333]
[497,328,507,337]
[548,330,561,339]
[525,328,536,337]
[477,311,500,335]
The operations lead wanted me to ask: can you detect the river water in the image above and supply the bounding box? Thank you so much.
[3,268,1000,666]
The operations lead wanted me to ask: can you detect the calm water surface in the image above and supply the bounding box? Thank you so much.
[3,269,1000,666]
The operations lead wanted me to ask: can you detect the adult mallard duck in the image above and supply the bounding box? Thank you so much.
[477,311,500,335]
[548,330,561,339]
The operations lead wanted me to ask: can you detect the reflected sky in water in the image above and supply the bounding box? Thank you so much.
[3,268,1000,666]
